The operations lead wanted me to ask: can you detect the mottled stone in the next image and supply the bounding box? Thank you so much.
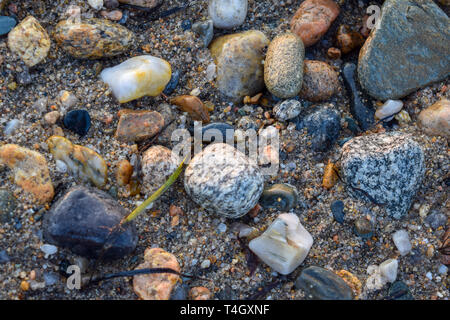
[299,60,339,102]
[336,25,364,54]
[118,0,162,8]
[115,110,164,142]
[259,183,298,211]
[341,132,425,219]
[53,18,134,59]
[354,217,373,238]
[0,189,16,223]
[209,30,269,101]
[264,32,305,98]
[273,99,303,121]
[170,95,210,123]
[322,160,338,189]
[0,144,54,203]
[208,0,247,29]
[116,159,133,186]
[189,287,212,300]
[184,143,264,218]
[43,185,137,260]
[417,99,450,139]
[8,16,50,67]
[357,0,450,100]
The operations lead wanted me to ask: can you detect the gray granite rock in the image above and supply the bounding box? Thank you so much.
[273,99,303,121]
[341,132,425,219]
[0,189,17,223]
[358,0,450,100]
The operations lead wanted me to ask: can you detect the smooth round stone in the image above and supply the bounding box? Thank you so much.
[295,266,353,300]
[0,189,16,223]
[299,60,340,102]
[273,100,303,121]
[0,16,16,36]
[331,200,345,224]
[192,19,214,47]
[375,99,403,121]
[417,98,450,139]
[387,281,414,300]
[259,183,298,211]
[208,0,248,29]
[354,217,373,238]
[63,110,91,136]
[184,143,264,218]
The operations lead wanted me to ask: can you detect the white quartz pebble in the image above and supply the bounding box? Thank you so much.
[208,0,248,29]
[392,229,412,256]
[379,259,398,283]
[375,99,403,121]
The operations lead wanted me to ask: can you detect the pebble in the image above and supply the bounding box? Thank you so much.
[249,213,313,275]
[417,98,450,139]
[217,223,227,233]
[192,19,214,47]
[353,217,373,238]
[290,0,340,47]
[0,189,16,223]
[47,136,108,188]
[170,95,210,123]
[0,250,10,264]
[189,287,212,300]
[133,247,180,300]
[299,60,340,102]
[115,110,164,142]
[163,69,180,95]
[0,15,16,36]
[88,0,103,10]
[424,212,447,230]
[44,111,60,125]
[43,185,137,260]
[195,122,234,143]
[7,16,50,67]
[4,119,20,135]
[259,183,298,211]
[116,159,133,186]
[379,259,398,283]
[322,160,338,189]
[100,55,171,103]
[200,259,211,269]
[118,0,162,8]
[392,229,412,256]
[336,25,364,54]
[341,132,425,219]
[141,145,181,195]
[171,284,189,300]
[438,265,448,275]
[100,10,123,21]
[295,266,353,300]
[0,144,54,203]
[264,32,305,98]
[331,200,345,224]
[53,18,134,59]
[58,90,79,109]
[63,110,91,136]
[273,99,303,121]
[40,244,58,259]
[388,281,414,300]
[184,143,264,218]
[43,272,59,286]
[375,99,403,122]
[210,30,269,101]
[366,259,398,291]
[208,0,248,29]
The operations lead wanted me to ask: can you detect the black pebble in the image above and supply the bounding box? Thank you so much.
[163,69,180,95]
[331,200,345,224]
[63,110,91,136]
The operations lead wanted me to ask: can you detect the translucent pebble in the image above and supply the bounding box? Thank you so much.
[392,229,412,256]
[40,244,58,259]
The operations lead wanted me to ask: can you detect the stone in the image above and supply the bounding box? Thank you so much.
[264,32,305,98]
[209,30,269,102]
[195,122,235,143]
[118,0,162,8]
[43,185,137,260]
[327,47,341,60]
[354,217,373,238]
[296,103,341,152]
[189,287,212,300]
[392,229,412,256]
[357,0,450,100]
[47,136,108,188]
[63,110,91,136]
[273,99,303,121]
[88,0,103,10]
[163,69,180,95]
[141,145,181,195]
[53,18,134,59]
[100,55,171,103]
[341,132,425,219]
[424,212,447,230]
[58,90,79,109]
[322,160,338,189]
[100,10,123,21]
[192,19,214,47]
[417,99,450,139]
[7,16,50,67]
[299,60,340,102]
[0,144,54,203]
[336,25,364,54]
[375,100,403,122]
[170,95,210,123]
[0,15,16,36]
[331,200,345,224]
[184,143,264,219]
[290,0,340,47]
[295,266,353,300]
[387,281,414,300]
[44,111,60,125]
[40,244,58,259]
[379,259,398,283]
[249,213,313,275]
[208,0,247,29]
[259,183,298,211]
[116,159,133,186]
[336,270,362,298]
[4,119,20,135]
[0,250,10,264]
[115,110,164,142]
[0,189,16,223]
[133,247,180,300]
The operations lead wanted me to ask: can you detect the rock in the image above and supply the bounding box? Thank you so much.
[417,99,450,139]
[88,0,103,10]
[118,0,162,8]
[58,90,79,109]
[353,217,373,238]
[47,136,108,188]
[7,16,50,67]
[208,0,247,29]
[322,160,338,189]
[290,0,340,47]
[115,110,164,142]
[273,99,303,121]
[295,266,353,300]
[379,259,398,283]
[331,200,345,224]
[249,213,313,275]
[336,269,362,298]
[32,97,48,114]
[0,15,16,36]
[141,145,181,195]
[4,119,20,135]
[43,185,137,260]
[44,111,60,125]
[100,55,171,103]
[264,32,305,98]
[259,183,298,211]
[341,132,425,219]
[0,189,16,223]
[192,19,214,47]
[357,0,450,100]
[170,95,210,123]
[171,284,189,300]
[209,30,269,101]
[425,212,447,230]
[63,110,91,136]
[392,229,412,256]
[336,25,364,54]
[163,69,180,95]
[116,159,133,186]
[0,144,54,203]
[100,10,123,21]
[53,18,134,59]
[327,47,341,60]
[296,103,341,152]
[133,247,180,300]
[299,60,340,102]
[375,100,403,122]
[194,122,235,143]
[189,287,212,300]
[387,281,414,300]
[184,143,263,218]
[0,250,10,264]
[40,244,58,259]
[342,63,375,131]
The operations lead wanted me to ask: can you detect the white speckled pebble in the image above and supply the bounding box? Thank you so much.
[208,0,248,29]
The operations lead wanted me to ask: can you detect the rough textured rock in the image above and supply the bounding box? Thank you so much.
[341,132,425,219]
[299,60,339,102]
[43,185,137,260]
[184,143,264,218]
[115,110,164,142]
[264,32,305,98]
[417,99,450,139]
[0,189,16,223]
[357,0,450,100]
[208,0,247,29]
[209,30,269,102]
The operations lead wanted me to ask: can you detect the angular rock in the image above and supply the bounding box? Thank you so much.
[192,19,214,47]
[379,259,398,283]
[417,98,450,139]
[388,281,414,300]
[115,110,164,142]
[357,0,450,100]
[299,60,340,102]
[208,0,247,29]
[392,229,412,256]
[366,259,398,291]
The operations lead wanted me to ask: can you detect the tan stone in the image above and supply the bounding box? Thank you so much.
[189,287,212,300]
[417,99,450,139]
[115,110,164,142]
[299,60,339,102]
[116,159,133,186]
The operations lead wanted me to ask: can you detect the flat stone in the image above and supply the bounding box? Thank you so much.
[115,110,164,142]
[417,98,450,139]
[170,95,210,123]
[331,200,345,224]
[375,100,403,122]
[118,0,162,8]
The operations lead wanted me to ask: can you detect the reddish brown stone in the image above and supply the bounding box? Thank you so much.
[327,47,341,59]
[115,110,164,142]
[336,25,365,54]
[170,95,210,123]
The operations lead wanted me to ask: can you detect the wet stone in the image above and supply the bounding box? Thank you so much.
[331,200,345,224]
[170,95,210,123]
[0,189,16,223]
[0,15,16,36]
[63,110,91,136]
[259,183,298,211]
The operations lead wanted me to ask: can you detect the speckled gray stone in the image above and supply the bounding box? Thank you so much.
[273,99,303,121]
[341,132,425,219]
[184,143,264,218]
[264,32,304,99]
